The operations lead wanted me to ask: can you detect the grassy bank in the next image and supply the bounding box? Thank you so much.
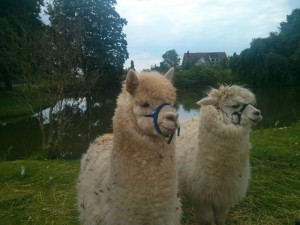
[1,122,300,225]
[0,88,49,122]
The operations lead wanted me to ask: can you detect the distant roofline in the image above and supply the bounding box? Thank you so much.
[182,51,227,65]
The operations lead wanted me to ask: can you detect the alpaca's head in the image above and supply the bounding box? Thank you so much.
[122,68,180,138]
[197,85,262,127]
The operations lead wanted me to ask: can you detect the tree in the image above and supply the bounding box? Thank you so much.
[47,0,128,89]
[230,9,300,87]
[173,64,216,89]
[279,8,300,56]
[160,49,180,72]
[0,0,43,21]
[0,0,44,90]
[21,14,97,157]
[35,0,129,156]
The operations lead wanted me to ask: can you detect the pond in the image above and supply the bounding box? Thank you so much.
[1,86,300,160]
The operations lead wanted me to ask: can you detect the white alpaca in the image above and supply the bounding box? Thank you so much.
[77,68,181,225]
[177,85,262,225]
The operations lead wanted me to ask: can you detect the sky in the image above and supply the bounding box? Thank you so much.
[115,0,299,71]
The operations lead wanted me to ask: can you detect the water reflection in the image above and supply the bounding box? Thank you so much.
[36,97,87,125]
[176,86,300,129]
[1,91,118,160]
[1,86,300,160]
[253,86,300,128]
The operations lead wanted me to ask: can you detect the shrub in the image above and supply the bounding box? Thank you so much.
[174,65,217,89]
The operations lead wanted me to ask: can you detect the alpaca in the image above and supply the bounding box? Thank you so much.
[77,68,181,225]
[176,85,262,225]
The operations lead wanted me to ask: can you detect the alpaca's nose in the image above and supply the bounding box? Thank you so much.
[165,112,179,122]
[253,110,261,116]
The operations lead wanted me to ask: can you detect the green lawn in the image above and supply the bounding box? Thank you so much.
[0,160,80,225]
[0,122,300,225]
[183,122,300,225]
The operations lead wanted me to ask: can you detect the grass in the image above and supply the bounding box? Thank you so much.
[0,160,79,225]
[0,122,300,225]
[183,121,300,225]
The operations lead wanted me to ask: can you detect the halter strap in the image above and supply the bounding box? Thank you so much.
[144,103,180,144]
[167,127,181,144]
[232,103,249,125]
[144,103,169,135]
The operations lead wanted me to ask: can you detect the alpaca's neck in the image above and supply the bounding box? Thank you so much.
[199,112,251,141]
[111,110,176,184]
[110,131,177,202]
[112,124,174,161]
[112,102,173,155]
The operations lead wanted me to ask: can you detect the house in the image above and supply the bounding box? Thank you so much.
[182,51,227,65]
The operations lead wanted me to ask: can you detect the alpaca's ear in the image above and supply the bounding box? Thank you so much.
[126,69,138,95]
[197,97,218,106]
[164,67,174,81]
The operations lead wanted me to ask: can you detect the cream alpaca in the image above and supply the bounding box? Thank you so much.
[77,68,181,225]
[177,85,262,225]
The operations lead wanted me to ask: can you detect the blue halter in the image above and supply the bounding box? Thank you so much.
[232,103,249,125]
[144,103,180,144]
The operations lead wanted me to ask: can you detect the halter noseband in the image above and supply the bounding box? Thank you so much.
[232,103,249,125]
[144,103,180,144]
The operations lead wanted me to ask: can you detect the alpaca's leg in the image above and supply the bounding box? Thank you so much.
[214,205,230,225]
[194,204,215,225]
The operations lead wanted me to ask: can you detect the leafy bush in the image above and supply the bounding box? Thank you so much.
[174,65,217,89]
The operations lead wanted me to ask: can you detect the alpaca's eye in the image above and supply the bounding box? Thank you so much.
[232,104,240,109]
[141,102,150,108]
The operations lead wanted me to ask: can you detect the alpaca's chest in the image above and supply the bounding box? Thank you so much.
[104,156,180,224]
[110,153,176,191]
[106,196,180,225]
[198,147,250,175]
[112,146,175,175]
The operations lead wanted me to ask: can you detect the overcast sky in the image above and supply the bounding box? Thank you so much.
[115,0,299,71]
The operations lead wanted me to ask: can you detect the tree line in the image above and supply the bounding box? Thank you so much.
[1,2,298,91]
[153,9,300,89]
[0,0,129,156]
[149,49,232,89]
[230,8,300,87]
[0,0,128,91]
